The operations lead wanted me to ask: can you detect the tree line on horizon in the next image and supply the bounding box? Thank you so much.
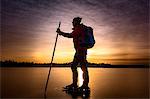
[1,60,111,67]
[1,60,148,68]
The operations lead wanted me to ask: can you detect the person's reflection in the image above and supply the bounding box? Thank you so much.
[63,89,90,99]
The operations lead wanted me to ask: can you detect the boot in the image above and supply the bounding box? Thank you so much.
[65,83,78,89]
[78,84,90,91]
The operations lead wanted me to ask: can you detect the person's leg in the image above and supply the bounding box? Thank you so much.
[71,53,78,86]
[66,53,78,88]
[81,60,89,87]
[79,49,89,87]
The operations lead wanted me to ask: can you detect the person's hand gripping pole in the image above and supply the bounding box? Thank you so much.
[56,22,62,35]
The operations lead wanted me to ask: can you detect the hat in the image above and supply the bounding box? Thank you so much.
[73,17,82,23]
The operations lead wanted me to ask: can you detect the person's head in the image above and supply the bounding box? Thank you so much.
[72,17,82,27]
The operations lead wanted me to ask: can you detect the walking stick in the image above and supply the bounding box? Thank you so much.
[44,22,61,98]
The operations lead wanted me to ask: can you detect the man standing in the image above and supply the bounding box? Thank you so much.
[56,17,89,89]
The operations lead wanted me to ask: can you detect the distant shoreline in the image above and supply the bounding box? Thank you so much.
[1,64,149,68]
[1,61,149,68]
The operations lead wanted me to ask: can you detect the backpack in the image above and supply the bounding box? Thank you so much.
[80,25,95,49]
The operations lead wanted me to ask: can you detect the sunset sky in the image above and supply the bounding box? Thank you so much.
[1,0,149,64]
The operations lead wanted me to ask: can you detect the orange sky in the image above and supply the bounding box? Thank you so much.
[1,0,149,65]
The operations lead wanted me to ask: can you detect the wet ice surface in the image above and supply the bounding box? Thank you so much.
[1,67,149,98]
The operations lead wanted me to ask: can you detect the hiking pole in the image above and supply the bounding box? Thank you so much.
[44,22,61,98]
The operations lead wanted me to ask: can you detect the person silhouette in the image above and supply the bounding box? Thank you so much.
[56,17,89,89]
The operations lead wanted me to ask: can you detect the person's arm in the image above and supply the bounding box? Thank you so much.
[56,28,73,38]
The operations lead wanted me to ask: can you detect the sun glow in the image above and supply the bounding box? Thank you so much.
[77,68,83,87]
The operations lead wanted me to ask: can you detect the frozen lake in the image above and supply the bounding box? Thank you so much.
[1,67,149,98]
